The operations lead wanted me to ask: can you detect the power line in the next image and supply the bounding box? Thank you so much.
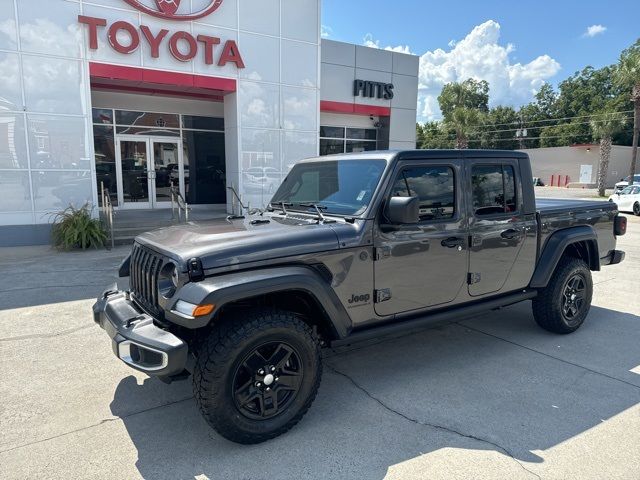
[421,109,634,131]
[418,115,634,141]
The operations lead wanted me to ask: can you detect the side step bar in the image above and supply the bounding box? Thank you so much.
[330,290,537,348]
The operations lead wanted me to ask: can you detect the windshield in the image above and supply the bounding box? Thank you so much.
[271,159,387,216]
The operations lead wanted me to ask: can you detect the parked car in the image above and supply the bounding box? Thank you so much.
[614,174,640,192]
[94,150,626,445]
[609,185,640,216]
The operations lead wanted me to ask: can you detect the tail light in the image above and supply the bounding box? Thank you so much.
[614,215,627,236]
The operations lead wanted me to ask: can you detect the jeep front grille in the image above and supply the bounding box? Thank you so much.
[130,243,164,316]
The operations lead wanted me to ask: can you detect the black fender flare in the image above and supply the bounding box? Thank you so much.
[529,225,599,288]
[166,266,352,337]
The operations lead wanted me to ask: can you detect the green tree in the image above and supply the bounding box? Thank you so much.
[418,121,454,149]
[479,106,519,150]
[614,39,640,185]
[438,79,489,118]
[590,111,627,196]
[447,107,481,149]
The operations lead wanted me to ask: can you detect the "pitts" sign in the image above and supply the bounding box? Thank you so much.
[78,0,244,69]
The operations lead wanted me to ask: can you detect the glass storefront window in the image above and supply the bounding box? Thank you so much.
[182,131,226,205]
[93,125,117,206]
[347,128,377,140]
[320,126,378,156]
[92,109,113,125]
[319,126,344,138]
[319,139,344,156]
[182,115,224,131]
[346,140,377,153]
[115,110,180,129]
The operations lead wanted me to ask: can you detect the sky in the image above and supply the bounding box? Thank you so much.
[321,0,639,122]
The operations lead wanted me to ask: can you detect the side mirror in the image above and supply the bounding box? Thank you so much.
[387,196,420,224]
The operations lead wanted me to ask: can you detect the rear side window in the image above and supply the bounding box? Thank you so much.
[390,166,456,220]
[472,164,517,216]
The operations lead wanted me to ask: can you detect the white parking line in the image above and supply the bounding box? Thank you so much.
[629,365,640,375]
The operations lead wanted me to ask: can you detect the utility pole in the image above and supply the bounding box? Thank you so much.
[515,114,528,149]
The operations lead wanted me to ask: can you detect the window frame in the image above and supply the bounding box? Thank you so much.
[319,124,378,156]
[384,162,460,225]
[470,162,520,218]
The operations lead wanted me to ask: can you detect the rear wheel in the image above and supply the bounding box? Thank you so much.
[532,257,593,334]
[633,202,640,216]
[193,309,322,444]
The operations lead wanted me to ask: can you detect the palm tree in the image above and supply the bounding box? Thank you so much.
[448,107,480,149]
[591,112,626,197]
[614,41,640,186]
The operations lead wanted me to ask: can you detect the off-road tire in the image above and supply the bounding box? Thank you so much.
[633,202,640,216]
[532,257,593,334]
[193,309,322,444]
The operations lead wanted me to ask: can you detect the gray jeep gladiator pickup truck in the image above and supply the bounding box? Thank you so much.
[94,150,627,444]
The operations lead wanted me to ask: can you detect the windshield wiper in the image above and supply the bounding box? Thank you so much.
[269,202,293,214]
[297,203,333,223]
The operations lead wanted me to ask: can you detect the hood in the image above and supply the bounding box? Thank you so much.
[136,214,342,270]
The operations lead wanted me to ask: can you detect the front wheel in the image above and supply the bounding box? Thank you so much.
[633,202,640,216]
[532,257,593,334]
[193,309,322,444]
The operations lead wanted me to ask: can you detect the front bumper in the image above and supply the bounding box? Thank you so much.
[93,285,188,377]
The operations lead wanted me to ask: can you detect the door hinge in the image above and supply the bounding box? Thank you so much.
[374,288,392,303]
[374,246,391,261]
[468,273,481,285]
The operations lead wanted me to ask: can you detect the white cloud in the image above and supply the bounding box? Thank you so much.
[363,33,412,54]
[321,25,332,38]
[584,24,607,38]
[363,21,561,122]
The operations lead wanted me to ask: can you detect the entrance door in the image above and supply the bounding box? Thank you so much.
[115,136,183,209]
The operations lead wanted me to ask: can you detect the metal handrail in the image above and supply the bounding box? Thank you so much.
[100,181,115,250]
[171,182,189,222]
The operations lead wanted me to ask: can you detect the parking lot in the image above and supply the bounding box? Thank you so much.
[1,210,639,479]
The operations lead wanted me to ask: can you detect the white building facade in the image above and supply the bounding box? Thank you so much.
[0,0,419,246]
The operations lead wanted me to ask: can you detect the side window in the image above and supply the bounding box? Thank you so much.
[390,166,456,220]
[472,164,518,216]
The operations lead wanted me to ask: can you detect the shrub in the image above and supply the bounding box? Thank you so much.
[50,204,107,250]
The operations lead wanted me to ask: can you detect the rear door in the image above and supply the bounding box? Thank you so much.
[373,158,468,316]
[467,159,529,296]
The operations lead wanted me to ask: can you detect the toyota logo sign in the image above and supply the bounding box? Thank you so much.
[122,0,224,20]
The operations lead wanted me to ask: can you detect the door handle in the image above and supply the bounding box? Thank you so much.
[441,237,464,249]
[501,229,520,240]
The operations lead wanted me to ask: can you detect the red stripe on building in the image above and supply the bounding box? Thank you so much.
[320,100,390,116]
[89,62,236,92]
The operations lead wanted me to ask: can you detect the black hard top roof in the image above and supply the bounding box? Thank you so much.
[299,149,529,164]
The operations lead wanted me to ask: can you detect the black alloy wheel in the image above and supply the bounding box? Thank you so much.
[633,202,640,216]
[232,341,303,420]
[561,273,587,323]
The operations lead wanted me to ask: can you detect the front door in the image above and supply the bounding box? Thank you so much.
[373,158,469,316]
[115,136,183,209]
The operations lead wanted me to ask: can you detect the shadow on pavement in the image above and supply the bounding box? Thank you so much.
[109,303,640,480]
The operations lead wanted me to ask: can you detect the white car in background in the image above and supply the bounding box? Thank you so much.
[609,185,640,216]
[614,174,640,192]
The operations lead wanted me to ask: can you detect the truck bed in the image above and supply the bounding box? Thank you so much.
[535,197,618,261]
[535,197,614,214]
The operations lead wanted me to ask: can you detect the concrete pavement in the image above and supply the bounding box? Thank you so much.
[1,216,639,480]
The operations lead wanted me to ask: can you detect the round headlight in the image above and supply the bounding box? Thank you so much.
[158,262,178,298]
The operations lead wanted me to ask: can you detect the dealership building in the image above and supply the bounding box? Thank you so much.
[0,0,419,246]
